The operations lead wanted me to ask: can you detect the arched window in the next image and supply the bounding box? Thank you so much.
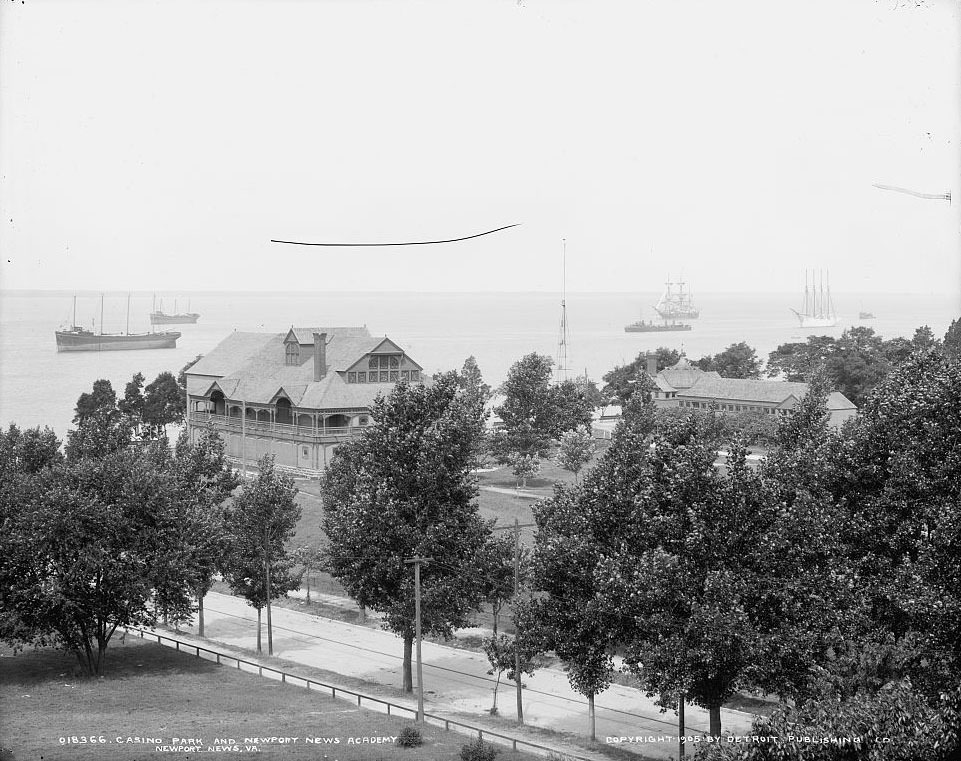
[285,343,300,366]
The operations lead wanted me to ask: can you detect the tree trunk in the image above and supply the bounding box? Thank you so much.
[402,631,414,693]
[256,607,262,654]
[708,703,722,737]
[491,672,501,715]
[266,561,274,656]
[588,693,596,741]
[305,569,311,604]
[197,591,205,637]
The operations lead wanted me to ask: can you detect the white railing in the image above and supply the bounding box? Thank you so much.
[189,412,360,440]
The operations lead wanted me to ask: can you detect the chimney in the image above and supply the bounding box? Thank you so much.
[313,332,327,381]
[646,353,658,377]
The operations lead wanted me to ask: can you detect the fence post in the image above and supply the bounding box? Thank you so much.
[216,654,220,665]
[281,673,286,683]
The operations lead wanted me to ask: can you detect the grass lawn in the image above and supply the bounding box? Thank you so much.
[0,638,535,761]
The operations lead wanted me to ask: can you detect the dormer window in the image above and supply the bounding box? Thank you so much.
[285,343,300,366]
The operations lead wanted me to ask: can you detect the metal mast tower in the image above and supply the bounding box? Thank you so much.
[556,238,570,382]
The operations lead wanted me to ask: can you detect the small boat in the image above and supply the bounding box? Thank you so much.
[150,295,200,325]
[56,295,181,352]
[653,277,699,320]
[625,318,692,333]
[859,311,875,320]
[791,269,837,328]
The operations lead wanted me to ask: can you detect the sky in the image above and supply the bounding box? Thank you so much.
[1,0,959,295]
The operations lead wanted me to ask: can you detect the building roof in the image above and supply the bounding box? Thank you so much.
[679,375,856,410]
[187,326,422,410]
[657,358,720,390]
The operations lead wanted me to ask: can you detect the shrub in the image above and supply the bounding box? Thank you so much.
[460,737,499,761]
[395,726,422,748]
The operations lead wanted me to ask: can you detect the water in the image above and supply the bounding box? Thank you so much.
[1,290,957,438]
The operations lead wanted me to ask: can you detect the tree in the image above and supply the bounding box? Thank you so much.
[178,354,204,410]
[944,318,961,359]
[530,485,616,741]
[574,375,605,409]
[222,455,301,655]
[118,372,146,434]
[550,379,594,436]
[170,428,239,636]
[66,379,133,462]
[143,371,185,437]
[510,452,540,487]
[555,425,595,482]
[473,533,518,636]
[696,341,762,378]
[0,441,207,675]
[322,374,492,692]
[293,544,325,604]
[601,347,680,405]
[458,356,492,404]
[493,354,558,460]
[766,335,837,381]
[482,631,542,717]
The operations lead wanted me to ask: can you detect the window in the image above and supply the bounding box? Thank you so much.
[348,372,357,383]
[359,416,369,426]
[358,372,366,383]
[410,371,420,381]
[401,370,410,380]
[302,447,308,456]
[369,357,378,369]
[380,371,388,382]
[693,402,700,409]
[285,343,299,366]
[389,371,399,381]
[390,356,399,368]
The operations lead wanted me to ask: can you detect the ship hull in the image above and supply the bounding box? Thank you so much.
[56,331,181,352]
[625,324,692,333]
[791,311,836,328]
[653,308,699,320]
[150,312,199,325]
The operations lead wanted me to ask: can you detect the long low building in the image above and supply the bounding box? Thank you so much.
[185,326,424,474]
[647,356,857,427]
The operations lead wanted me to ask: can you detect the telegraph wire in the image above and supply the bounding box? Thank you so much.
[270,224,521,247]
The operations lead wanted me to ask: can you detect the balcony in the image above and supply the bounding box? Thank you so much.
[190,412,363,442]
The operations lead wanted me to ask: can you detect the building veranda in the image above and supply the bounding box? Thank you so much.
[185,326,424,475]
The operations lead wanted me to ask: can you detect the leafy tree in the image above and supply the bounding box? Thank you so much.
[574,374,605,409]
[0,442,205,675]
[322,374,492,692]
[170,428,239,635]
[482,631,542,718]
[696,341,762,378]
[555,425,596,481]
[143,371,185,436]
[911,324,940,351]
[493,353,557,460]
[221,454,300,655]
[766,335,837,382]
[944,317,961,359]
[0,424,62,478]
[178,354,204,410]
[473,533,518,636]
[601,347,680,405]
[293,544,325,604]
[530,484,616,740]
[510,452,540,487]
[458,356,492,404]
[551,379,594,435]
[65,380,132,462]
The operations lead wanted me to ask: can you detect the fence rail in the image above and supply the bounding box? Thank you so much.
[123,626,596,761]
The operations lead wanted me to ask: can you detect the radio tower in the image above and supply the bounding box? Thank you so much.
[556,238,570,382]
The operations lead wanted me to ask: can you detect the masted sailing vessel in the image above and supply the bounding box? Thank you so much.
[653,277,699,320]
[791,270,837,328]
[55,295,181,352]
[150,295,200,325]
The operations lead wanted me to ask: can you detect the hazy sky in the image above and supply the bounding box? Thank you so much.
[2,0,959,294]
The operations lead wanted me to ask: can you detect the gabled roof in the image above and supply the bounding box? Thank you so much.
[285,326,372,345]
[186,325,423,410]
[658,358,718,390]
[679,376,856,410]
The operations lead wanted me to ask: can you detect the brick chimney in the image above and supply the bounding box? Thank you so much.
[313,332,327,381]
[646,353,658,377]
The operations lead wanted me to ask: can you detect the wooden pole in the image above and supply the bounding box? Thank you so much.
[514,518,524,724]
[405,556,432,722]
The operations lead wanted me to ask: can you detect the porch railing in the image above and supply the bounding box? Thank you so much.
[189,412,361,440]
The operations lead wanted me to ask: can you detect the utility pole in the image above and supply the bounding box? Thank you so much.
[513,518,524,724]
[404,555,432,723]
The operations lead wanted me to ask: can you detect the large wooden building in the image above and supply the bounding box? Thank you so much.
[184,326,424,475]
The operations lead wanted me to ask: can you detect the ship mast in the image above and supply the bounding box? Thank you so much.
[72,295,77,328]
[99,293,104,335]
[556,238,570,382]
[126,293,131,335]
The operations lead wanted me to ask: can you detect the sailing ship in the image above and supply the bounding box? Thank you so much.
[653,277,699,320]
[791,270,837,328]
[56,295,181,352]
[150,295,200,325]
